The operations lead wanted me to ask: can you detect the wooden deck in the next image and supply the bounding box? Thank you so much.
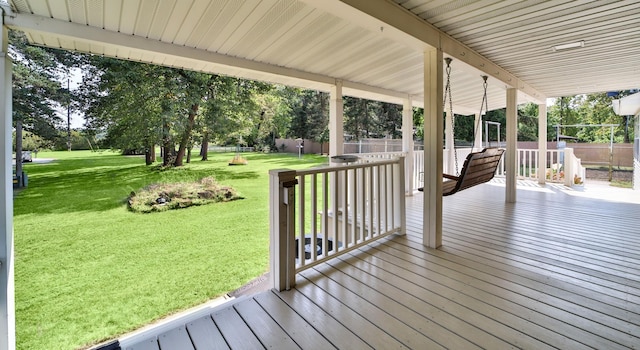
[123,181,640,350]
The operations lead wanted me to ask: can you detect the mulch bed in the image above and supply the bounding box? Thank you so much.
[585,168,633,182]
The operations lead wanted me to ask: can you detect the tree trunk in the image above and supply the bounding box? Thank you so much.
[145,148,153,165]
[174,103,199,167]
[162,118,172,166]
[143,138,153,165]
[150,144,156,162]
[186,147,192,163]
[201,132,209,161]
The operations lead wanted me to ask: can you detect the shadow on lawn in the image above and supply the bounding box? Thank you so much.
[14,156,260,215]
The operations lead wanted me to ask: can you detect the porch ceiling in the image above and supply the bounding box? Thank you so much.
[4,0,640,114]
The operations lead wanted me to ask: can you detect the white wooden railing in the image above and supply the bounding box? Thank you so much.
[269,157,406,291]
[349,151,425,192]
[495,148,585,185]
[413,150,424,190]
[346,148,586,191]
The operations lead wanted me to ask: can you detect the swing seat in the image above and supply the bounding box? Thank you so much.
[419,148,504,196]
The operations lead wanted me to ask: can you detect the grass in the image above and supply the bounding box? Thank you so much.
[14,150,327,350]
[610,180,633,188]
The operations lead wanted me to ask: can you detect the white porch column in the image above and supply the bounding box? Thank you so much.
[537,103,547,185]
[505,88,517,203]
[423,47,443,248]
[635,115,639,191]
[474,113,483,150]
[402,96,414,195]
[444,110,454,174]
[329,80,344,157]
[0,25,15,350]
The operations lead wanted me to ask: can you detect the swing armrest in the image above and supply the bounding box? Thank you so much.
[443,174,459,181]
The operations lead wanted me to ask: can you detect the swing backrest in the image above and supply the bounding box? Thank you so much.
[447,147,504,195]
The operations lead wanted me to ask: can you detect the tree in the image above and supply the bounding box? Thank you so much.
[413,107,424,142]
[10,30,83,146]
[252,86,292,152]
[576,93,628,143]
[80,58,173,165]
[548,96,582,141]
[517,103,540,142]
[288,89,327,140]
[375,102,403,139]
[200,76,264,159]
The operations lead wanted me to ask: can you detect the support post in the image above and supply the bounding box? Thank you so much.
[609,125,614,182]
[329,80,344,157]
[0,24,14,350]
[635,115,639,191]
[329,81,344,212]
[474,113,482,150]
[564,148,574,187]
[269,169,297,291]
[423,47,443,248]
[537,103,547,185]
[394,156,407,234]
[444,110,454,174]
[505,88,517,203]
[402,97,414,195]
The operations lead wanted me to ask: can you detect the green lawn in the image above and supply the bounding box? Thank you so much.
[14,150,327,350]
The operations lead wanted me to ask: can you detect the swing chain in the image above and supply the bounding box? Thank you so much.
[474,75,489,148]
[444,58,459,175]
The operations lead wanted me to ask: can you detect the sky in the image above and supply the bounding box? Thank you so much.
[56,67,85,129]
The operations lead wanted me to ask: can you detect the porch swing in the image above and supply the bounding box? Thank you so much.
[419,58,504,196]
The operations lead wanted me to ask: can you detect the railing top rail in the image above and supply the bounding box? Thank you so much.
[295,157,401,176]
[344,151,407,156]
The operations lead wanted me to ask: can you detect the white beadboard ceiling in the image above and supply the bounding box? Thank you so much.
[4,0,640,114]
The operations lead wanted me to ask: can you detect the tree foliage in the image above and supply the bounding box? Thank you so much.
[80,56,275,166]
[288,89,328,140]
[10,30,84,147]
[547,93,634,143]
[343,97,404,140]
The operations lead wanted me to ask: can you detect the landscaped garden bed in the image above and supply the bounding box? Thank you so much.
[127,177,242,213]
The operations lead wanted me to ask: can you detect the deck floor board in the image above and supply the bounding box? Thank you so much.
[125,182,640,349]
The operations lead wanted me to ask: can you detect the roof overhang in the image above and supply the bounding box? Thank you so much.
[4,12,417,106]
[612,92,640,116]
[305,0,546,102]
[3,0,552,114]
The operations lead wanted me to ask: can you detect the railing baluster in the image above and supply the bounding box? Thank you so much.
[322,173,328,257]
[532,150,536,179]
[376,164,382,237]
[388,163,394,230]
[358,167,365,243]
[297,175,305,268]
[367,166,373,240]
[341,169,348,249]
[310,173,317,261]
[384,163,389,233]
[331,170,338,254]
[349,168,356,247]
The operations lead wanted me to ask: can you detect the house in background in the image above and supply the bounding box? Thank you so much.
[1,1,639,349]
